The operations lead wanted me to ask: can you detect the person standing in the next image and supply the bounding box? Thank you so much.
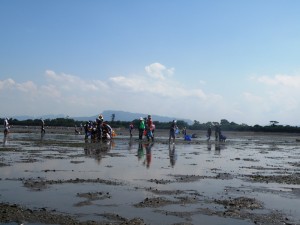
[182,127,187,136]
[96,114,104,140]
[41,119,45,134]
[169,120,178,143]
[150,123,155,141]
[207,126,212,141]
[215,124,219,141]
[138,117,145,140]
[146,115,155,141]
[129,122,134,137]
[4,118,9,136]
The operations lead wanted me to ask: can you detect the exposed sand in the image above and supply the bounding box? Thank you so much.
[0,126,299,225]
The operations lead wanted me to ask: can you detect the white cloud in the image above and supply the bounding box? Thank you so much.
[255,74,300,87]
[0,63,217,120]
[45,70,109,92]
[245,74,300,125]
[4,65,300,125]
[145,62,174,80]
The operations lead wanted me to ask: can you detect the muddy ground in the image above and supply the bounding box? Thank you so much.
[0,126,300,225]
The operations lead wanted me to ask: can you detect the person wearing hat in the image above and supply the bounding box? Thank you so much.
[138,117,145,140]
[96,115,104,140]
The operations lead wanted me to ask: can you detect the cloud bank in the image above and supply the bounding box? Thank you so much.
[1,64,300,125]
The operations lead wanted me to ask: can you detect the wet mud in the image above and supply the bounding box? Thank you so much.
[0,127,300,225]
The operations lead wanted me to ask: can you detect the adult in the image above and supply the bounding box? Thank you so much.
[215,124,220,141]
[102,122,112,140]
[4,118,9,136]
[129,123,134,137]
[183,127,187,136]
[138,117,145,140]
[146,115,153,128]
[41,119,45,134]
[207,126,212,141]
[146,115,155,141]
[150,123,155,141]
[96,114,104,140]
[169,120,178,143]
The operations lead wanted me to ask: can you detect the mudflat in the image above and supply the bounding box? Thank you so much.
[0,127,300,225]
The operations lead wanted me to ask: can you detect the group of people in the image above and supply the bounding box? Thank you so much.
[137,115,156,141]
[206,124,226,142]
[3,115,226,143]
[130,118,226,143]
[83,114,114,141]
[129,116,179,144]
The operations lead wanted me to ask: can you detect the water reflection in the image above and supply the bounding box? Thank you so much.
[84,140,113,164]
[214,142,226,154]
[169,144,177,167]
[41,132,45,141]
[207,141,212,151]
[128,137,134,152]
[143,143,153,168]
[3,136,8,146]
[137,142,145,161]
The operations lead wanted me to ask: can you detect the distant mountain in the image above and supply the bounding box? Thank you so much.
[72,110,193,124]
[12,114,66,120]
[11,110,193,125]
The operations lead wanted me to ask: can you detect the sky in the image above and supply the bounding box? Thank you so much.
[1,0,300,126]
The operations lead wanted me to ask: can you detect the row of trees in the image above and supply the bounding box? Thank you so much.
[1,117,300,133]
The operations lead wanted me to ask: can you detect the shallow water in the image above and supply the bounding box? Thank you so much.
[1,131,300,225]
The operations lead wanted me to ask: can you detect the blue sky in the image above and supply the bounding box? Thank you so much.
[1,0,300,125]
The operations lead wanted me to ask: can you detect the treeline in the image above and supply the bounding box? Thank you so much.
[1,118,300,133]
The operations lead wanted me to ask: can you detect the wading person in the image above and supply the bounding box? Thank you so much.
[207,125,212,141]
[129,122,134,137]
[169,120,178,144]
[215,124,220,141]
[41,119,45,134]
[96,114,104,140]
[4,117,9,136]
[146,115,155,141]
[138,117,145,140]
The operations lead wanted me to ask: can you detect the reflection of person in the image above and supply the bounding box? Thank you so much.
[3,136,7,146]
[169,120,178,143]
[128,138,133,151]
[137,142,145,161]
[169,144,177,167]
[144,143,153,168]
[83,139,113,165]
[215,142,221,154]
[207,141,212,151]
